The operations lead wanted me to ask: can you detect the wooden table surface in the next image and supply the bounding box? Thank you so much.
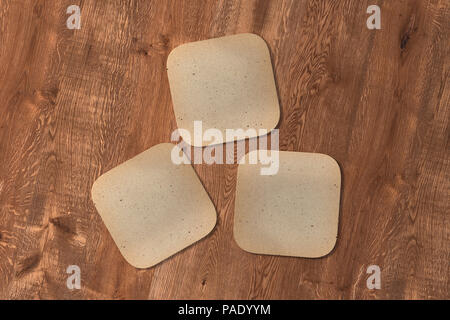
[0,0,448,299]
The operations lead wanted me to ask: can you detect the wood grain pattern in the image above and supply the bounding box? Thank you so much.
[0,0,448,299]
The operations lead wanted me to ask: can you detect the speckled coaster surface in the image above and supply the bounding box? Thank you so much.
[91,143,216,268]
[234,151,341,258]
[167,33,280,147]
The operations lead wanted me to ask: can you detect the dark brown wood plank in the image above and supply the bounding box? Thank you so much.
[0,0,448,299]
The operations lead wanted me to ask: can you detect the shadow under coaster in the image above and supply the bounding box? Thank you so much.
[91,143,217,268]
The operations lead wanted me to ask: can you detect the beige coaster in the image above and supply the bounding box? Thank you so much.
[167,33,280,147]
[234,151,341,258]
[91,143,216,268]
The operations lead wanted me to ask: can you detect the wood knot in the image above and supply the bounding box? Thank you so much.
[16,253,41,277]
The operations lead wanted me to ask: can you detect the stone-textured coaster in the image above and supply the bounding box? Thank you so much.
[91,143,216,268]
[234,150,341,258]
[167,33,280,147]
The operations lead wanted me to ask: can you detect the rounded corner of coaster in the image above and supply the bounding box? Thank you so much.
[122,253,158,270]
[268,113,281,133]
[91,172,108,204]
[310,236,339,259]
[231,229,255,255]
[207,206,218,228]
[242,33,272,59]
[166,43,185,70]
[240,32,265,41]
[317,153,342,178]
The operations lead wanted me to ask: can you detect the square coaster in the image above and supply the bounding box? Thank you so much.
[234,151,341,258]
[91,143,216,268]
[167,33,280,146]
